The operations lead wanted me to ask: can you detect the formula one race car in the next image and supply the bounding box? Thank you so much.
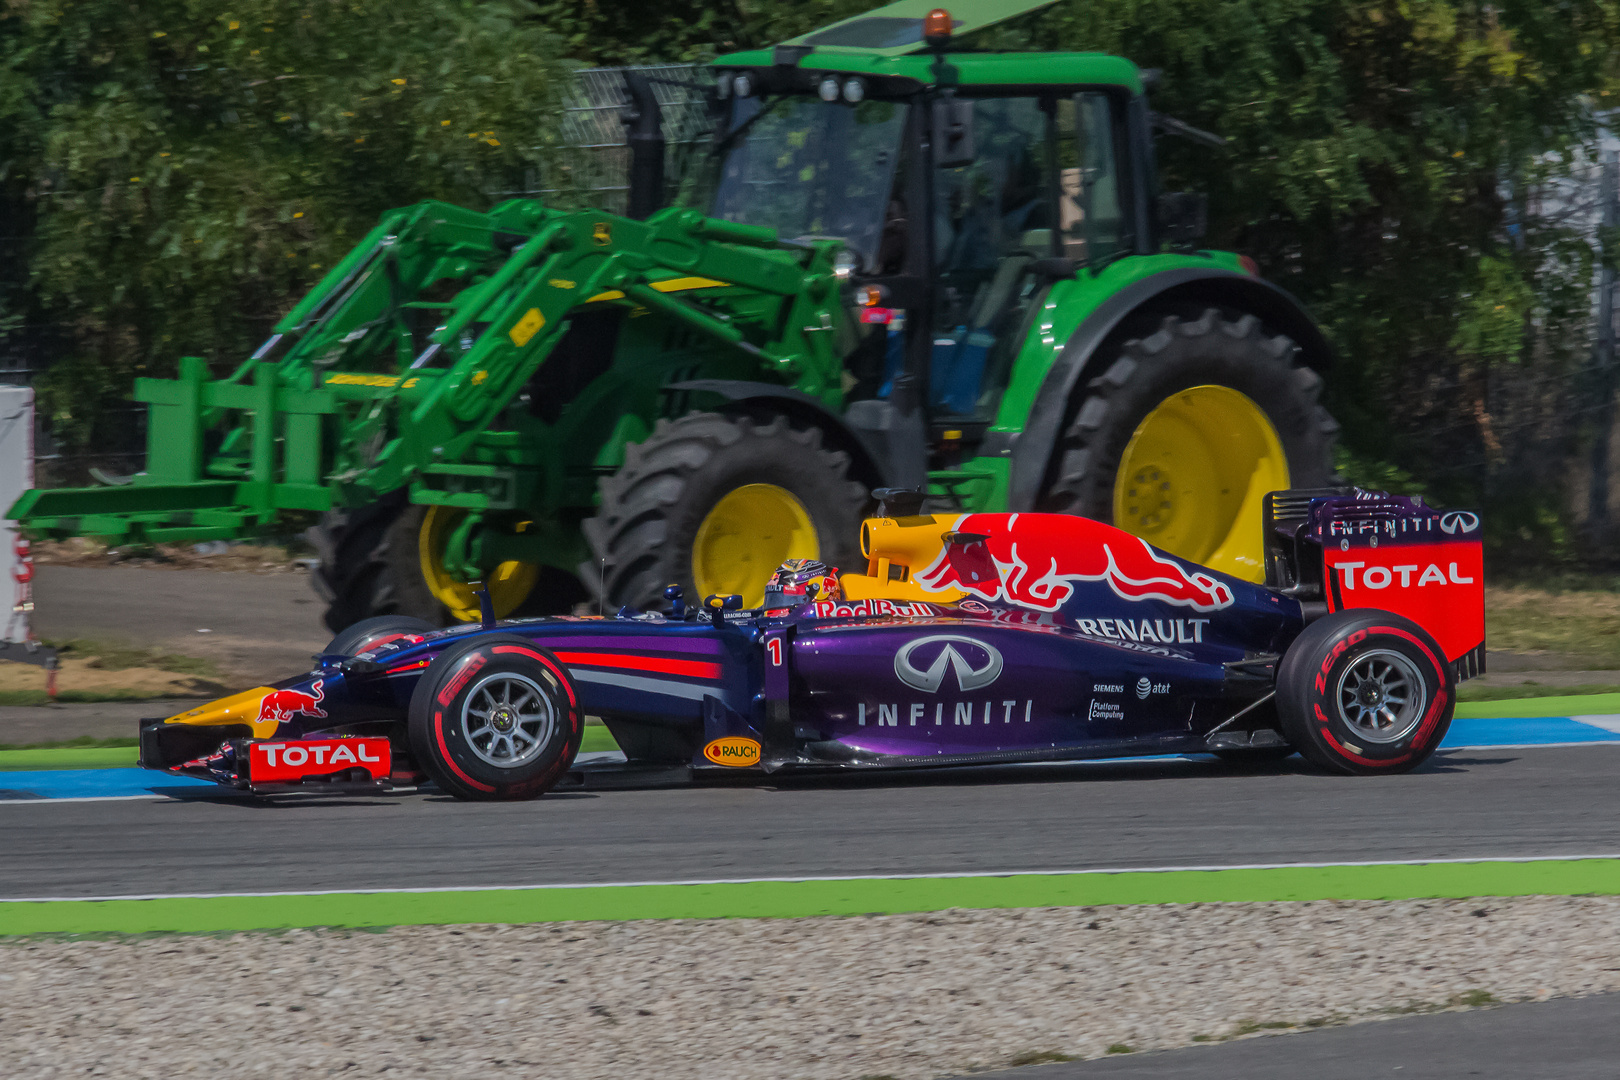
[140,489,1485,799]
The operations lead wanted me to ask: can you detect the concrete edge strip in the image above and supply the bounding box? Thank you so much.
[6,857,1620,935]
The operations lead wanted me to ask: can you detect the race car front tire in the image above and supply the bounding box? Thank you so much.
[1276,610,1454,775]
[407,634,583,800]
[324,615,437,658]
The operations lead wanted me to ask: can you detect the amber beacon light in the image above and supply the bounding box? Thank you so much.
[923,8,953,48]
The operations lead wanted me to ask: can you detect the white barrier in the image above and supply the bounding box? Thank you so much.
[0,385,34,646]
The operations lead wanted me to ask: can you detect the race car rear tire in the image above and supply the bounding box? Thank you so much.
[1276,610,1453,776]
[324,615,437,658]
[406,634,583,801]
[1042,308,1337,582]
[582,412,868,611]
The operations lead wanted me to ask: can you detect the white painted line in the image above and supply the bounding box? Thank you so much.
[1573,714,1620,733]
[6,852,1620,905]
[0,794,167,806]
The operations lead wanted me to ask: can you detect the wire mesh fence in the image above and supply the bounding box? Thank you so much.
[540,63,713,213]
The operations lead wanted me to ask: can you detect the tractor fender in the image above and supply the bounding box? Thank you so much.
[1007,267,1334,512]
[664,380,890,491]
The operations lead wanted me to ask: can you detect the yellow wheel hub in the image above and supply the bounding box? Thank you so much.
[418,506,540,623]
[1112,385,1289,582]
[693,484,818,607]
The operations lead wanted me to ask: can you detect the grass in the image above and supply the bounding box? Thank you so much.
[1458,682,1620,702]
[1455,692,1620,719]
[1105,1044,1135,1055]
[1485,585,1620,669]
[46,638,220,678]
[0,689,199,706]
[0,745,138,771]
[6,859,1620,934]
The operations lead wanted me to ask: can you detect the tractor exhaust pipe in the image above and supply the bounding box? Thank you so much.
[622,71,665,220]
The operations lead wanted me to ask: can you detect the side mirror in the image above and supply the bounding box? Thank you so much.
[932,97,976,168]
[663,583,686,620]
[1157,191,1207,251]
[703,593,744,626]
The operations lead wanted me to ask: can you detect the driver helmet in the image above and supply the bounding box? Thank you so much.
[764,558,840,605]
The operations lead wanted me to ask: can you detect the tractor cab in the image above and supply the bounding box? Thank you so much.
[700,14,1147,447]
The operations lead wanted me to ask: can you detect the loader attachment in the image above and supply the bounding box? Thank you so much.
[11,199,845,548]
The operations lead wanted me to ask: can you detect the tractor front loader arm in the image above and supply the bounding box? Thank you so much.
[10,199,846,548]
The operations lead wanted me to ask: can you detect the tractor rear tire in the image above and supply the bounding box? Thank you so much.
[1042,308,1337,581]
[582,412,868,612]
[310,495,580,633]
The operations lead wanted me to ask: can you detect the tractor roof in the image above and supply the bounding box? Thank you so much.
[716,0,1140,94]
[713,49,1143,95]
[778,0,1059,58]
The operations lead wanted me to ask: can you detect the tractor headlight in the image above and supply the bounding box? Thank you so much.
[842,78,866,104]
[818,76,841,103]
[733,73,754,99]
[715,71,731,100]
[833,249,859,281]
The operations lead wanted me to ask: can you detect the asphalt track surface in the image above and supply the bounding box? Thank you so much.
[991,992,1620,1079]
[2,743,1617,899]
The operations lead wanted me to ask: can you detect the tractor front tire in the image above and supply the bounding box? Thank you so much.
[1043,308,1337,581]
[311,496,576,633]
[311,494,442,633]
[582,412,868,611]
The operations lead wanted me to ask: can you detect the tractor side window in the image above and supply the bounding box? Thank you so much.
[929,96,1053,419]
[1060,92,1128,263]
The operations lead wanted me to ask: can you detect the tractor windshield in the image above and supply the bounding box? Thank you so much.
[697,95,909,270]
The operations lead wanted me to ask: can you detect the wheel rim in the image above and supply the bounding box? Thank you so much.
[1112,385,1289,583]
[418,506,539,623]
[1334,649,1428,744]
[461,672,557,768]
[692,483,818,607]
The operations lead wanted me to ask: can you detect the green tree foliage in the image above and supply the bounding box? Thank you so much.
[525,0,872,65]
[1009,0,1619,536]
[6,0,1620,558]
[1,0,564,452]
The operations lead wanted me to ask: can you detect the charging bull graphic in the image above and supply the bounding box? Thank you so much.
[915,513,1235,613]
[255,680,327,727]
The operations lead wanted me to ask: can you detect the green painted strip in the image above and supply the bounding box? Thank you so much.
[1455,693,1620,719]
[0,725,621,772]
[0,746,139,771]
[7,859,1620,935]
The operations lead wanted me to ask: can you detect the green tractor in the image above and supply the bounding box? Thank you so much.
[11,0,1335,630]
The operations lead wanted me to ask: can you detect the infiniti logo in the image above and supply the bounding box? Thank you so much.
[1439,511,1480,535]
[893,635,1004,694]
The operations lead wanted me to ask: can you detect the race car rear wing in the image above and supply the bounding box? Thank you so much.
[1264,489,1485,681]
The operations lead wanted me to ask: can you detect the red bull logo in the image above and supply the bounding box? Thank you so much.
[914,513,1235,613]
[254,679,327,727]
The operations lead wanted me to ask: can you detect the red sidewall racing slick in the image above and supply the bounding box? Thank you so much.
[1277,610,1454,775]
[407,634,583,800]
[325,615,438,658]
